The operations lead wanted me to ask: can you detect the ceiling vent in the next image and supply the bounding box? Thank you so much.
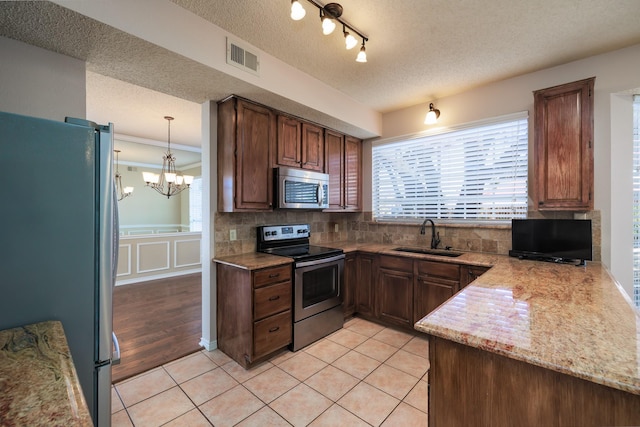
[226,38,260,76]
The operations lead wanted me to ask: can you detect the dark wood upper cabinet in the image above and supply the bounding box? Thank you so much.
[276,115,324,171]
[533,77,595,211]
[218,97,275,212]
[324,131,362,211]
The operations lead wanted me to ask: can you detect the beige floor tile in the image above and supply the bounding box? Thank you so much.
[243,366,300,403]
[381,402,428,427]
[163,408,212,427]
[354,338,399,362]
[268,348,296,365]
[115,368,177,407]
[278,351,328,381]
[199,384,264,426]
[220,359,273,383]
[235,406,290,427]
[305,365,360,401]
[270,383,333,427]
[385,349,429,378]
[111,386,124,413]
[110,409,133,427]
[344,318,385,337]
[327,328,369,348]
[164,351,217,384]
[201,348,232,366]
[402,335,429,357]
[180,367,239,405]
[403,380,428,413]
[338,382,400,427]
[373,328,414,348]
[333,350,381,380]
[309,404,371,427]
[127,386,195,427]
[364,364,419,400]
[304,338,350,363]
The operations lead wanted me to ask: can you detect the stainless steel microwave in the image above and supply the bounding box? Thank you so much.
[275,166,329,209]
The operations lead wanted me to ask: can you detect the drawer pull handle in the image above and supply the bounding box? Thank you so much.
[269,326,280,333]
[268,295,280,301]
[268,273,280,278]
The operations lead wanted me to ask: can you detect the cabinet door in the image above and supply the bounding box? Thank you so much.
[343,253,356,318]
[377,267,414,329]
[324,129,345,210]
[235,99,274,210]
[414,275,457,323]
[301,122,324,171]
[459,265,490,288]
[355,253,376,316]
[276,115,302,167]
[344,136,362,211]
[534,77,594,211]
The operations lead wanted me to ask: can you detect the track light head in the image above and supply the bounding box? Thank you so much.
[344,26,358,50]
[290,0,306,20]
[356,40,367,63]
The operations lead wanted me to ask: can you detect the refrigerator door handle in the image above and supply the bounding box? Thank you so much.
[112,331,121,365]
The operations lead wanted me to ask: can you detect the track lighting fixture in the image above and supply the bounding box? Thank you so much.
[424,103,441,125]
[290,1,369,63]
[290,0,306,20]
[356,40,367,63]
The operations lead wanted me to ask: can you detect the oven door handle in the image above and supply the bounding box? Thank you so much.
[295,253,345,268]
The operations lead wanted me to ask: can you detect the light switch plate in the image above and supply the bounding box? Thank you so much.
[230,229,237,241]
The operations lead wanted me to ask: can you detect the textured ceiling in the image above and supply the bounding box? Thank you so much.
[1,0,640,154]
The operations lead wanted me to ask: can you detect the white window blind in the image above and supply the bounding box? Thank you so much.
[632,95,640,307]
[373,113,528,221]
[189,177,203,232]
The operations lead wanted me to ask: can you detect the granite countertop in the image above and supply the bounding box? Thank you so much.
[0,320,93,426]
[415,257,640,395]
[213,251,293,270]
[213,242,640,395]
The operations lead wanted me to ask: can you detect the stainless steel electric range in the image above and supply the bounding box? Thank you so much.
[257,224,344,351]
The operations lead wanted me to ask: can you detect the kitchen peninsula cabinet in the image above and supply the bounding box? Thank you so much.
[533,77,595,211]
[218,96,275,212]
[324,131,362,211]
[377,255,414,328]
[460,264,489,288]
[413,260,460,324]
[275,115,324,172]
[217,263,292,368]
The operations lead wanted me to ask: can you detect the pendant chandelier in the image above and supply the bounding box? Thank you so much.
[114,149,133,201]
[142,116,193,199]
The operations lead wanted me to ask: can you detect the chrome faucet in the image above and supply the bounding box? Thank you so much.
[420,218,441,249]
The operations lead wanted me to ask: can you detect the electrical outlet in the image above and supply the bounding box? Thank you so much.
[230,229,237,241]
[334,223,339,232]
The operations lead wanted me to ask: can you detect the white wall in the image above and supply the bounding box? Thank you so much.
[0,36,85,120]
[373,43,640,300]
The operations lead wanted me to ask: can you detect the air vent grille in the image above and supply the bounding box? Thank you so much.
[227,38,260,76]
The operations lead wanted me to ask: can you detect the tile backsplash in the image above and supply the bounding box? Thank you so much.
[214,210,601,261]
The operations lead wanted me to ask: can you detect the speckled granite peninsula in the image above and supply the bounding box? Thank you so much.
[0,321,92,426]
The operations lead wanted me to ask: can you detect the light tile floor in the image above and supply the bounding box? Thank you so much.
[111,317,429,427]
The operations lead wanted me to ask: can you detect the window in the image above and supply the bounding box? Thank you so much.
[632,95,640,307]
[372,113,528,221]
[189,177,203,232]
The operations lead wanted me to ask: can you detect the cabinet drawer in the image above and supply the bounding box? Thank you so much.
[254,265,292,288]
[416,260,460,280]
[379,255,413,272]
[253,311,292,358]
[254,282,292,320]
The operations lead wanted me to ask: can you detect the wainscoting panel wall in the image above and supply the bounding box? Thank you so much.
[116,232,202,285]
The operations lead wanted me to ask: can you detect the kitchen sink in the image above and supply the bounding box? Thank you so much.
[393,247,463,257]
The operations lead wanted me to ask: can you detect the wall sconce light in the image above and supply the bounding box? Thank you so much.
[290,1,369,63]
[424,103,441,125]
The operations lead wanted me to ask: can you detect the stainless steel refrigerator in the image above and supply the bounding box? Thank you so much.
[0,111,120,426]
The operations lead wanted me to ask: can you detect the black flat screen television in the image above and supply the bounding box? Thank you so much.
[509,219,592,264]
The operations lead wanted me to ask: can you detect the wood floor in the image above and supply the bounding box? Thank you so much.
[112,273,202,383]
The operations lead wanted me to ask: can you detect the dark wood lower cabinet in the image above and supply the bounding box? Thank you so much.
[355,253,376,316]
[377,256,414,328]
[343,253,357,318]
[429,336,640,426]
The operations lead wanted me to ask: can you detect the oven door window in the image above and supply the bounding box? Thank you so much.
[301,263,339,308]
